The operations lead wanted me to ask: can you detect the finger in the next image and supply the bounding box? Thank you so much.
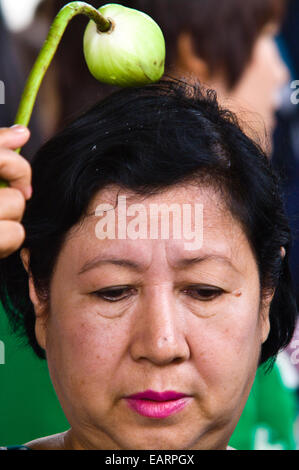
[0,220,25,258]
[0,188,26,221]
[0,148,32,200]
[0,126,30,150]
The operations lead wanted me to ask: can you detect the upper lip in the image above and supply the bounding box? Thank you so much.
[127,390,188,401]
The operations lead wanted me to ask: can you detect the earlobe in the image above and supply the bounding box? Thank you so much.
[28,275,48,351]
[260,292,274,344]
[260,248,285,343]
[35,315,47,351]
[261,309,271,344]
[20,248,29,273]
[21,249,42,315]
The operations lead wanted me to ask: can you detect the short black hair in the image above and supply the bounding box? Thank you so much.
[0,78,297,367]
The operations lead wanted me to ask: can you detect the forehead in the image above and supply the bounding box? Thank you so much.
[63,183,250,265]
[85,184,230,220]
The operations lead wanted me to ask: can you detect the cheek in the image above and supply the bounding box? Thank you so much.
[250,39,286,99]
[188,296,262,393]
[233,42,280,109]
[45,297,130,394]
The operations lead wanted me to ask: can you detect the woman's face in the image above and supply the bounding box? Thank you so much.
[29,184,271,450]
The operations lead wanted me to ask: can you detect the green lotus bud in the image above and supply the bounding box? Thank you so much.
[83,4,165,87]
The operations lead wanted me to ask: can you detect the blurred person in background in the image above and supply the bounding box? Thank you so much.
[0,0,298,449]
[125,0,290,152]
[272,0,299,310]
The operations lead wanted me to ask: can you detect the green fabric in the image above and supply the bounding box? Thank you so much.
[0,303,68,447]
[229,362,298,450]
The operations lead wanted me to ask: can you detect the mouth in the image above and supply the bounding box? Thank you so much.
[124,390,192,419]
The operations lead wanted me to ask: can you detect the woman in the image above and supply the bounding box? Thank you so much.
[0,79,297,450]
[125,0,290,150]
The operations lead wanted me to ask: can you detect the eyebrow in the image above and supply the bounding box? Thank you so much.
[78,254,238,275]
[78,257,143,275]
[174,255,234,268]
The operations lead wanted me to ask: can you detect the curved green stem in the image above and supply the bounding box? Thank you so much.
[15,2,110,132]
[0,2,111,188]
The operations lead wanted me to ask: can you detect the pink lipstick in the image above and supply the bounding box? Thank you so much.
[125,390,191,418]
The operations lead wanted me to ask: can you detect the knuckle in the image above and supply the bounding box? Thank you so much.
[0,147,10,162]
[0,188,26,220]
[0,222,25,257]
[10,222,25,249]
[10,188,26,213]
[14,222,25,244]
[18,157,32,181]
[21,157,31,174]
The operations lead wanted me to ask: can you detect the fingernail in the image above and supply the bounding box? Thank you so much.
[10,125,28,133]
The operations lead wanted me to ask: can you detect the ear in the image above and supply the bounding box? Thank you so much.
[259,289,275,344]
[260,247,286,344]
[176,31,210,81]
[20,248,47,350]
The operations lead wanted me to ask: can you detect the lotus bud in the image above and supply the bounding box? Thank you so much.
[83,3,165,86]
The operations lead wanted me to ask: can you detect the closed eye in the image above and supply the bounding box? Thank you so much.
[182,285,224,301]
[92,285,224,303]
[92,286,137,302]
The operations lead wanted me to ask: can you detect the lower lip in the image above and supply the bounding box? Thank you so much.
[125,397,191,418]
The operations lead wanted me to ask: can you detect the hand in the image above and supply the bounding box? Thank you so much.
[0,125,32,258]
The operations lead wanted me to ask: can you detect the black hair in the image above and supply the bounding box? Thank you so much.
[0,78,297,368]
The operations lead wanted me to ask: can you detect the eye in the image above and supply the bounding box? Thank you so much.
[92,286,137,302]
[183,285,224,301]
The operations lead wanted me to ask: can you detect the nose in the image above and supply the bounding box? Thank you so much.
[129,286,190,366]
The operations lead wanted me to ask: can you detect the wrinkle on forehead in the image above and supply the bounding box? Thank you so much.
[68,182,235,238]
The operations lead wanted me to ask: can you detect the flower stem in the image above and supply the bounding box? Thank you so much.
[14,1,111,150]
[0,2,110,187]
[0,3,110,189]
